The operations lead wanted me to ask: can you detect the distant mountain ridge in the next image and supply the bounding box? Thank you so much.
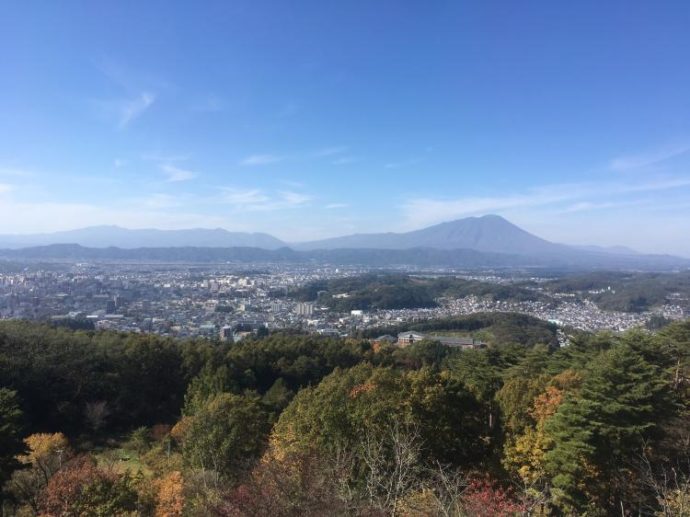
[0,225,286,250]
[295,215,568,255]
[0,216,685,270]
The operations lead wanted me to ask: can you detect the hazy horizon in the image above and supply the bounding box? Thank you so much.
[3,2,690,255]
[0,214,686,259]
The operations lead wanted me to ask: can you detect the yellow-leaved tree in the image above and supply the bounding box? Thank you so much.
[502,370,581,491]
[156,470,185,517]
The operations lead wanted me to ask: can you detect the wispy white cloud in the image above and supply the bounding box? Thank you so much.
[280,191,311,205]
[325,203,349,209]
[240,146,348,166]
[310,146,348,158]
[385,158,422,169]
[160,164,197,182]
[403,193,564,228]
[401,176,690,229]
[619,177,690,192]
[138,193,181,209]
[94,59,165,129]
[220,188,271,206]
[559,199,648,213]
[0,183,14,194]
[561,201,613,213]
[609,142,690,171]
[117,92,156,129]
[240,154,286,166]
[219,188,311,211]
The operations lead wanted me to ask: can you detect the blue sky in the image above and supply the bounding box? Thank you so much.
[2,1,690,255]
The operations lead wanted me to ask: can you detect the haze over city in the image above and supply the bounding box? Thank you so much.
[2,1,690,255]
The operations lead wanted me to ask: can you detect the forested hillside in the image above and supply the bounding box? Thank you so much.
[1,320,689,515]
[294,274,546,311]
[362,312,559,348]
[539,270,690,313]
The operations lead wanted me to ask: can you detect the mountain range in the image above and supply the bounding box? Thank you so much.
[0,215,686,270]
[0,225,285,250]
[0,215,623,254]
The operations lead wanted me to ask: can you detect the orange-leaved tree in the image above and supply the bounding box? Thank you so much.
[155,470,185,517]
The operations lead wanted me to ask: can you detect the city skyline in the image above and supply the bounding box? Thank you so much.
[3,1,690,255]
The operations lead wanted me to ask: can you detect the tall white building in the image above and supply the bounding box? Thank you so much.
[294,302,315,316]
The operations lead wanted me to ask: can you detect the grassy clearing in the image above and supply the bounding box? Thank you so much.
[93,446,153,477]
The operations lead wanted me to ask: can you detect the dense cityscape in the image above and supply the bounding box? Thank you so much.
[1,261,687,342]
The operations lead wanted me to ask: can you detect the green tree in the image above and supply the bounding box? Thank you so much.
[392,340,449,369]
[496,374,550,436]
[182,364,235,416]
[545,343,676,514]
[0,388,23,498]
[271,364,485,470]
[657,320,690,395]
[262,377,294,417]
[182,393,270,479]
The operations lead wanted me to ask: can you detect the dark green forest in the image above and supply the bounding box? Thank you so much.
[1,318,689,516]
[294,274,547,311]
[361,312,559,348]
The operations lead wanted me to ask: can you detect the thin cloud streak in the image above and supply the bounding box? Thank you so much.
[609,142,690,171]
[385,158,423,169]
[219,188,311,211]
[160,164,197,182]
[402,177,690,229]
[240,146,348,166]
[559,199,648,213]
[310,146,348,158]
[280,191,311,205]
[220,188,271,205]
[240,154,286,166]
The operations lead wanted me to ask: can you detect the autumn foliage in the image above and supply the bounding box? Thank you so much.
[37,454,140,516]
[1,320,689,516]
[155,471,184,517]
[461,477,528,517]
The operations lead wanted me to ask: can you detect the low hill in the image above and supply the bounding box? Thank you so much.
[293,274,548,311]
